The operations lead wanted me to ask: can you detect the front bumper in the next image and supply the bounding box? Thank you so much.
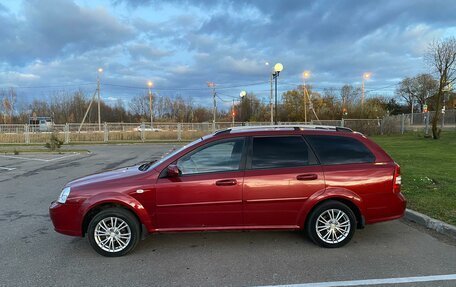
[49,201,83,237]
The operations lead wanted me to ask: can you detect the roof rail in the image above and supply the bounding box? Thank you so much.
[214,125,353,135]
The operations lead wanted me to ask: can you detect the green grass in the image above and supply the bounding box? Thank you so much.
[370,131,456,225]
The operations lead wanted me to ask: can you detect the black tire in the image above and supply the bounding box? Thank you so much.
[306,200,356,248]
[87,207,140,257]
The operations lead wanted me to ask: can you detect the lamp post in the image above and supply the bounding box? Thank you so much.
[97,68,103,132]
[208,82,216,132]
[240,90,246,124]
[361,72,371,112]
[147,81,154,129]
[272,63,283,125]
[232,98,235,126]
[78,68,103,133]
[302,71,310,123]
[265,62,274,125]
[411,96,414,125]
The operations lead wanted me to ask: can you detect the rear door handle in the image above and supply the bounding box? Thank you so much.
[216,179,237,186]
[296,174,318,181]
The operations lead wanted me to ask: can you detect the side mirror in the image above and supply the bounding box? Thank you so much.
[167,164,180,177]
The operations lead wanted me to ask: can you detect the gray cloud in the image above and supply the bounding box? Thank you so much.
[1,0,456,106]
[127,43,173,60]
[0,0,135,65]
[0,3,8,12]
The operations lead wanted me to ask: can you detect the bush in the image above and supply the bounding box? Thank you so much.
[45,132,63,151]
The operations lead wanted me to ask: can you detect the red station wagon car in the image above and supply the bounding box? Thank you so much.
[50,125,406,256]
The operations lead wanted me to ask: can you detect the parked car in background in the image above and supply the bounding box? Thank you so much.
[133,125,162,132]
[49,125,406,256]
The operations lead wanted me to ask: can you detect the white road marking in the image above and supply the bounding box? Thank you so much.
[0,155,48,161]
[46,153,79,161]
[256,274,456,287]
[0,152,79,162]
[0,166,16,171]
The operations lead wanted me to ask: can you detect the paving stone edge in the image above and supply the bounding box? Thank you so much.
[405,209,456,240]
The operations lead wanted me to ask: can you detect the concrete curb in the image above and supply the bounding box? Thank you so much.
[405,209,456,240]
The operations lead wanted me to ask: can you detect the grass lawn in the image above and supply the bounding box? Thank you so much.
[370,131,456,226]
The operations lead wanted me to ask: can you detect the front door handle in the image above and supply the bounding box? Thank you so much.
[296,174,318,181]
[216,179,237,186]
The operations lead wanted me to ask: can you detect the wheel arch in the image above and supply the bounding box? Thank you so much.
[80,194,152,237]
[299,188,366,230]
[304,197,364,230]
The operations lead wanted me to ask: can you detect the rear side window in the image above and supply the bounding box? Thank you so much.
[306,135,375,165]
[251,136,313,169]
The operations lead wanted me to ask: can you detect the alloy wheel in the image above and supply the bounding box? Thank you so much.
[94,216,132,253]
[315,208,351,244]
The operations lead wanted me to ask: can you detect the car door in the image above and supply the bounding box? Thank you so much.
[155,137,247,229]
[243,135,325,228]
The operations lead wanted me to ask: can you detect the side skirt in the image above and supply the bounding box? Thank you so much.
[149,225,301,233]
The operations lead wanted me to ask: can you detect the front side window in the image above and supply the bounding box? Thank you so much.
[177,138,245,175]
[251,136,312,169]
[306,135,375,165]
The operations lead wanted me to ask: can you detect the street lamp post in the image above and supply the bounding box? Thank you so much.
[270,74,274,124]
[240,91,246,125]
[265,62,274,125]
[208,82,216,132]
[302,71,310,123]
[361,72,371,112]
[147,81,154,129]
[232,99,235,126]
[411,96,414,125]
[272,63,283,125]
[78,68,103,133]
[97,68,103,132]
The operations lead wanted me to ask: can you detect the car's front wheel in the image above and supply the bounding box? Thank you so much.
[87,208,140,257]
[306,200,356,248]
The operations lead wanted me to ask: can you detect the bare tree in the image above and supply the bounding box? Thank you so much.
[129,94,149,120]
[1,88,17,123]
[396,77,416,109]
[426,37,456,139]
[340,85,361,108]
[396,74,438,112]
[415,74,439,110]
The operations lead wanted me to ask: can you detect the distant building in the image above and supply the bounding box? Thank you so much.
[28,116,54,132]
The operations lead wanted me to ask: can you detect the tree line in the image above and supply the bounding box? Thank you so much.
[1,37,455,139]
[0,80,453,125]
[0,85,395,124]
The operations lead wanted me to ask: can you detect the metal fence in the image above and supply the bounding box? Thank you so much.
[0,110,454,144]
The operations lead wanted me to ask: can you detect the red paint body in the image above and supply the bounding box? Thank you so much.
[49,129,406,237]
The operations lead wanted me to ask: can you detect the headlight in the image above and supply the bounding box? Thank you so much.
[57,187,71,204]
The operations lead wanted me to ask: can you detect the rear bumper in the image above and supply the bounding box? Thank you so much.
[365,192,406,224]
[49,201,83,237]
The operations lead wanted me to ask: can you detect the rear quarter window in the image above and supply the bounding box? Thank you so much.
[251,136,315,169]
[306,135,375,165]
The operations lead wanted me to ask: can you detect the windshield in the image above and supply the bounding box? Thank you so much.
[145,137,205,171]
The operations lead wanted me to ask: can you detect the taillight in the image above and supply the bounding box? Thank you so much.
[393,164,401,193]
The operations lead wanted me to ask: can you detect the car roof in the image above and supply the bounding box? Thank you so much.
[213,125,354,137]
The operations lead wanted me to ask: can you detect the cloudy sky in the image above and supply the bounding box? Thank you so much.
[1,0,455,109]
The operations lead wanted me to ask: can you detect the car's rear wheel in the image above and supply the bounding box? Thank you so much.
[306,200,356,248]
[87,208,140,257]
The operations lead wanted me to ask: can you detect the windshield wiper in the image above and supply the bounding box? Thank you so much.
[138,159,157,171]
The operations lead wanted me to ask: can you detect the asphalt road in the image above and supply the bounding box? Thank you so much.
[0,144,455,287]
